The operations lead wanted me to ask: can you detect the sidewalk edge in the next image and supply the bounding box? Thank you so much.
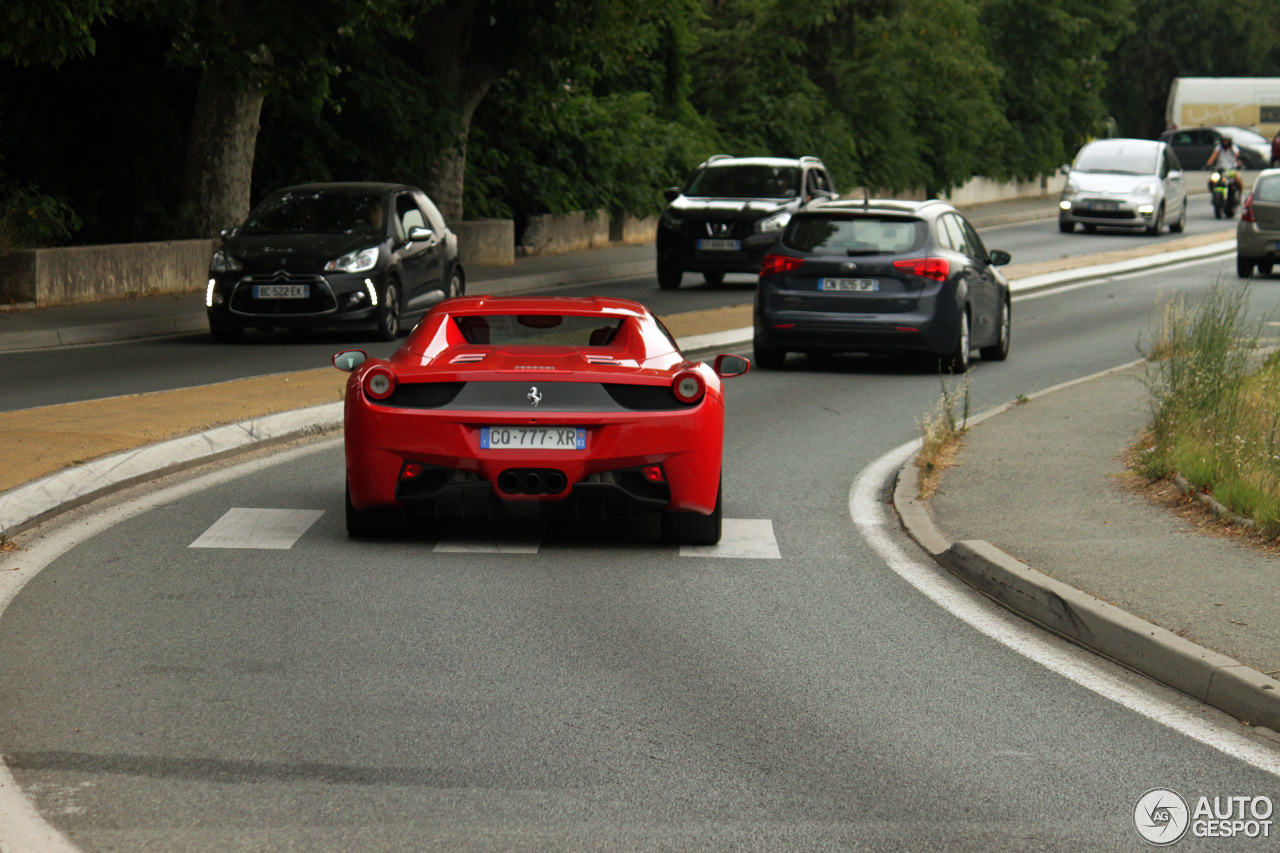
[890,372,1280,732]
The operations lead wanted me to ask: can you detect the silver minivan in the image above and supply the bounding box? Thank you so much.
[1058,138,1189,236]
[1237,168,1280,278]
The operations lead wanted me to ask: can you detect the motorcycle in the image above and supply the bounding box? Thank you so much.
[1209,168,1240,219]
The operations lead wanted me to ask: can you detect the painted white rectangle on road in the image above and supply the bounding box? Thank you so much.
[680,519,781,559]
[433,538,541,554]
[190,508,324,550]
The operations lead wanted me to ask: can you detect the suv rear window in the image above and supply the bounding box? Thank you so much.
[783,215,927,255]
[685,165,800,199]
[1254,176,1280,203]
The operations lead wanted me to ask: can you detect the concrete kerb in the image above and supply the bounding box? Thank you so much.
[891,361,1280,732]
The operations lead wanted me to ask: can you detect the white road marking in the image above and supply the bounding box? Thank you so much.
[681,518,781,559]
[432,537,541,554]
[189,508,324,550]
[850,439,1280,778]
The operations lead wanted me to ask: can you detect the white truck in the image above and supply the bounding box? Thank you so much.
[1166,77,1280,135]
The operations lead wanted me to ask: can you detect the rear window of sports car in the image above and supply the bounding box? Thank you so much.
[783,216,926,255]
[452,314,625,347]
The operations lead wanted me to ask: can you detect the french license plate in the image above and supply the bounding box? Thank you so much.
[1085,201,1119,212]
[253,284,309,299]
[820,278,879,292]
[697,239,740,251]
[481,427,585,450]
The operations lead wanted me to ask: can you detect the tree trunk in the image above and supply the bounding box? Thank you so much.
[180,69,265,238]
[428,90,489,225]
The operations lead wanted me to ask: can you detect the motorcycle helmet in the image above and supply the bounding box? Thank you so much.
[1222,136,1233,146]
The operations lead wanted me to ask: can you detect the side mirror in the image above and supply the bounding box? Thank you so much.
[663,187,682,203]
[219,227,237,239]
[988,249,1012,267]
[1058,164,1071,176]
[714,353,751,378]
[408,226,435,243]
[333,350,368,372]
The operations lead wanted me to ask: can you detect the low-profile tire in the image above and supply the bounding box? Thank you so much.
[940,308,972,374]
[1238,256,1255,279]
[1145,204,1164,236]
[1213,197,1223,219]
[657,262,683,290]
[661,482,722,546]
[1259,263,1274,276]
[753,339,786,370]
[346,483,395,538]
[978,299,1011,362]
[375,280,401,341]
[210,326,243,343]
[1169,200,1187,233]
[703,269,725,286]
[446,266,465,299]
[1058,219,1074,234]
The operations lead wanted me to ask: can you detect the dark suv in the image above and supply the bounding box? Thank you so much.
[753,199,1012,373]
[656,155,837,290]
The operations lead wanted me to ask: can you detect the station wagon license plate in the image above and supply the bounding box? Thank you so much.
[1085,201,1119,212]
[481,427,585,450]
[253,284,309,299]
[697,239,740,251]
[820,278,879,292]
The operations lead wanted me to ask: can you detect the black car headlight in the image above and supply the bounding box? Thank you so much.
[210,249,241,273]
[659,212,684,231]
[755,212,791,233]
[325,246,380,274]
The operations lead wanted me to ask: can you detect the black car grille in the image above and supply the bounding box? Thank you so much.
[602,384,698,410]
[230,274,336,316]
[679,218,751,239]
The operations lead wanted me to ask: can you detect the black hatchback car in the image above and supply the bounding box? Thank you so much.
[656,155,837,290]
[753,199,1012,373]
[206,182,464,342]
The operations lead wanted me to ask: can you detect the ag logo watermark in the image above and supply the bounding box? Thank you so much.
[1134,789,1274,845]
[1135,789,1189,846]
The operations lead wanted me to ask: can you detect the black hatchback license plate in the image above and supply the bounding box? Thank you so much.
[820,278,879,292]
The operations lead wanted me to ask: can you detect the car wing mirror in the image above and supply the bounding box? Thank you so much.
[219,226,237,239]
[408,226,435,244]
[663,187,682,203]
[988,249,1012,266]
[333,350,368,372]
[714,353,751,378]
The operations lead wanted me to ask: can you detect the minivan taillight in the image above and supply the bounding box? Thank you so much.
[1243,193,1256,223]
[761,254,804,277]
[893,257,949,281]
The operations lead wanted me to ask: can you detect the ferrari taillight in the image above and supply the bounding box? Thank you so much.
[672,370,705,404]
[642,464,665,483]
[400,462,424,480]
[363,366,397,400]
[761,253,804,277]
[893,257,949,281]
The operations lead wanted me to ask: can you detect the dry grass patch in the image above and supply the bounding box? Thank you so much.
[917,375,970,499]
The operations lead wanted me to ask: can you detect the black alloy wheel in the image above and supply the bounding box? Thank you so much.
[1238,256,1254,279]
[376,280,401,341]
[657,262,683,290]
[752,340,786,370]
[1169,200,1187,233]
[661,480,723,545]
[447,267,464,299]
[979,299,1011,362]
[1059,220,1074,234]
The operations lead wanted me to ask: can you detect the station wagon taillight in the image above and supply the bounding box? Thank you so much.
[893,257,949,281]
[761,254,804,277]
[1243,193,1256,223]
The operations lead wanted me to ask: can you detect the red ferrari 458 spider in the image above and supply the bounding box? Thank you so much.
[334,296,750,544]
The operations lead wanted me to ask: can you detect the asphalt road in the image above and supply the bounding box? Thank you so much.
[0,201,1238,414]
[4,250,1280,850]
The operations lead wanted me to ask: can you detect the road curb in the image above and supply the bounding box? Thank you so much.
[890,373,1280,732]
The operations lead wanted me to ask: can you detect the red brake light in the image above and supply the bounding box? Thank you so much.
[761,254,804,277]
[400,462,424,480]
[1243,193,1256,223]
[642,464,665,484]
[893,257,949,281]
[672,369,705,404]
[363,365,397,400]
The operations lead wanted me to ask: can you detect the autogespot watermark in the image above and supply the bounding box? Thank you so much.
[1134,788,1274,845]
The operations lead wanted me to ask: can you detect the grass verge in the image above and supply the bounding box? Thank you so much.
[1133,280,1280,537]
[917,374,970,499]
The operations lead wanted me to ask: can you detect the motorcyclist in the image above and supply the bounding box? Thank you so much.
[1206,135,1244,195]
